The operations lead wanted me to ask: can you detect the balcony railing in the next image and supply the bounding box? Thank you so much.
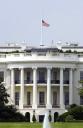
[51,80,69,84]
[14,79,69,85]
[63,80,69,84]
[52,104,60,108]
[37,80,47,83]
[37,104,46,108]
[51,80,60,84]
[23,105,32,108]
[15,80,33,84]
[15,80,20,84]
[24,80,33,84]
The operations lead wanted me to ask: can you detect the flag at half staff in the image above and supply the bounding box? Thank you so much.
[42,20,50,27]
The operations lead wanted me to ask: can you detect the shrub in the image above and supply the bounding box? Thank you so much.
[57,112,69,122]
[69,104,77,108]
[14,112,25,122]
[68,104,77,111]
[69,106,83,120]
[79,88,83,96]
[49,114,52,122]
[0,105,25,122]
[65,115,74,122]
[32,114,36,122]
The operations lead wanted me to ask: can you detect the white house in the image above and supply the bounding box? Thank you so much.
[0,42,83,122]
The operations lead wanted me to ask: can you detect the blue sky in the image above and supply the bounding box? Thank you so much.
[0,0,83,46]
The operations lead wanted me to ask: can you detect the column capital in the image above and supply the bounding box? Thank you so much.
[47,66,52,70]
[19,67,24,70]
[60,67,64,70]
[69,67,74,70]
[9,67,15,70]
[32,66,37,70]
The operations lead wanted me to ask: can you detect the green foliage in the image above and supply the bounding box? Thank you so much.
[32,114,36,122]
[65,115,74,122]
[48,114,52,122]
[79,80,83,83]
[0,105,25,122]
[69,106,83,120]
[58,105,83,122]
[0,83,9,106]
[0,83,25,122]
[68,104,77,111]
[79,88,83,96]
[57,112,69,122]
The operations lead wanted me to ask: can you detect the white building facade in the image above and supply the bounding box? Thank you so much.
[0,43,83,122]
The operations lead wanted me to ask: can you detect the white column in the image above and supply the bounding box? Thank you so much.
[60,68,64,109]
[69,68,73,105]
[19,68,24,109]
[46,67,52,109]
[4,70,6,83]
[11,68,15,105]
[32,67,37,109]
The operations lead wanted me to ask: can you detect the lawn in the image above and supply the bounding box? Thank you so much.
[0,122,83,128]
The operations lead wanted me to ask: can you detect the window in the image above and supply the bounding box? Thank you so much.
[27,92,31,105]
[27,72,31,83]
[53,91,57,105]
[64,70,69,84]
[80,96,83,105]
[15,92,19,105]
[39,92,45,105]
[53,71,57,80]
[64,92,69,105]
[80,71,83,80]
[64,70,69,80]
[38,71,45,82]
[0,72,4,82]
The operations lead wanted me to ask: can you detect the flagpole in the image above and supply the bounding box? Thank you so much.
[40,18,43,46]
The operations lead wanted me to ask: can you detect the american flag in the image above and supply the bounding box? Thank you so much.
[42,20,50,27]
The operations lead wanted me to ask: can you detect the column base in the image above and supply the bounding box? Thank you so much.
[46,104,52,109]
[19,104,23,109]
[60,104,65,109]
[32,104,37,109]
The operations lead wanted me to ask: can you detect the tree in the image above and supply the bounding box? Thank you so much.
[78,80,83,96]
[79,87,83,96]
[0,82,9,106]
[0,83,25,122]
[32,114,36,122]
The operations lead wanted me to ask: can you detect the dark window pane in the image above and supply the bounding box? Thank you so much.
[15,92,19,105]
[27,92,31,105]
[80,96,83,105]
[39,92,45,105]
[80,71,83,80]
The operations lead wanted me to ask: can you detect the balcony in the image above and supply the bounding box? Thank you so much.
[37,104,46,108]
[15,80,20,84]
[63,80,69,84]
[24,80,33,84]
[14,79,69,85]
[23,104,32,108]
[51,80,60,84]
[37,80,47,84]
[52,104,60,108]
[15,80,33,84]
